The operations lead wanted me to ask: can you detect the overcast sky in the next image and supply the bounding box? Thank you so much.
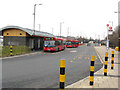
[0,0,119,39]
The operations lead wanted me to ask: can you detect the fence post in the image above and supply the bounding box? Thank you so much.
[90,56,95,85]
[111,51,114,69]
[10,46,13,56]
[104,52,108,76]
[59,60,65,90]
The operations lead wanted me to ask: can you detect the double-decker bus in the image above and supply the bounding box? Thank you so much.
[66,40,79,48]
[43,37,66,51]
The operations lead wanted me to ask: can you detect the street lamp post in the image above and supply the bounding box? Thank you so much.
[106,24,109,51]
[60,22,64,38]
[114,10,120,51]
[33,4,42,35]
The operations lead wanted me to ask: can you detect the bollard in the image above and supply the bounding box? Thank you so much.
[10,46,13,56]
[59,60,65,90]
[104,52,108,76]
[111,51,114,69]
[90,56,95,85]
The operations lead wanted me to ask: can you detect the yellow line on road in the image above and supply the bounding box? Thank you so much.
[70,60,81,63]
[94,47,103,64]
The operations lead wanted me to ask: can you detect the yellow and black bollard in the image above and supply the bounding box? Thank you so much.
[104,52,108,76]
[111,51,114,69]
[10,46,13,56]
[90,56,95,85]
[59,60,65,90]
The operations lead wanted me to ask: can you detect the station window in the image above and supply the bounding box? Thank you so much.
[20,33,22,35]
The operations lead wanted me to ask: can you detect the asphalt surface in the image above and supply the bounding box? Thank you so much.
[2,44,103,88]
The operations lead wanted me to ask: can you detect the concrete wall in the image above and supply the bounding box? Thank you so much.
[3,36,44,50]
[3,36,27,46]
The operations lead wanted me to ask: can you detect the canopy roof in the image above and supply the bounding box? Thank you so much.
[0,26,55,37]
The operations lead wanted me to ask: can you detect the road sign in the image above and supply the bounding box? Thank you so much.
[108,29,113,32]
[108,26,113,35]
[108,30,113,35]
[109,27,112,30]
[106,24,109,27]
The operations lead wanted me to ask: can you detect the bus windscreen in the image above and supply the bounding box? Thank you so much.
[44,41,55,47]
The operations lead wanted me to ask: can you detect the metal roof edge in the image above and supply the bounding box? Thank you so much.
[0,25,55,37]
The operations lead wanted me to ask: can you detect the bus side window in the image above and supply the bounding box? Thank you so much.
[62,41,64,45]
[55,41,59,46]
[58,40,61,45]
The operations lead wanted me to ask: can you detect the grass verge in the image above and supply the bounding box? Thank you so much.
[0,46,31,57]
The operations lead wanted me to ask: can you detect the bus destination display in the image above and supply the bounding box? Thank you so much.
[45,38,55,40]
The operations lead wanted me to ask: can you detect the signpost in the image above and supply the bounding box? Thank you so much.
[108,27,113,35]
[106,24,113,51]
[106,24,109,51]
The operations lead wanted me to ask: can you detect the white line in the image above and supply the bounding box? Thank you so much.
[70,50,77,52]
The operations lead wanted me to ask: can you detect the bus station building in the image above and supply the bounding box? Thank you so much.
[0,26,55,50]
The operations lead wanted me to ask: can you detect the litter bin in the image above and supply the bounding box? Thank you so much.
[115,46,119,51]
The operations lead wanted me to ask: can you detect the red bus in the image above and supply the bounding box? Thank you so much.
[75,40,80,47]
[66,40,79,48]
[43,37,66,51]
[61,38,67,50]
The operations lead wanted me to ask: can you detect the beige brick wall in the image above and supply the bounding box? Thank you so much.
[3,29,29,37]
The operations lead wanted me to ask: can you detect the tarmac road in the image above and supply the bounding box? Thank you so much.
[2,44,103,88]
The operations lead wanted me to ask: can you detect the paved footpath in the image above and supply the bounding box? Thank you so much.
[66,46,119,89]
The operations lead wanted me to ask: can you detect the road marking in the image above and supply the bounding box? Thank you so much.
[70,50,77,53]
[94,47,103,64]
[70,61,81,63]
